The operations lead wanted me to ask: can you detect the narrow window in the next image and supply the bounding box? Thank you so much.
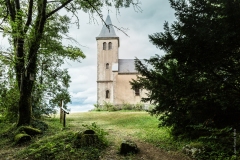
[106,63,109,69]
[103,42,107,50]
[108,42,112,50]
[135,88,140,96]
[106,90,110,98]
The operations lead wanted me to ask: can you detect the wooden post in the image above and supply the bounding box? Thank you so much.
[63,113,66,127]
[61,107,69,127]
[60,100,63,123]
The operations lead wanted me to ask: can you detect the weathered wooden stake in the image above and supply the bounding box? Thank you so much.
[63,113,66,127]
[60,100,63,123]
[61,107,69,127]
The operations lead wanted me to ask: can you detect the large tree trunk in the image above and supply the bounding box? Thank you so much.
[17,72,34,126]
[18,91,32,126]
[16,0,47,126]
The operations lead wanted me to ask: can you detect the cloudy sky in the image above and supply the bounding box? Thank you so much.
[0,0,176,112]
[63,0,176,112]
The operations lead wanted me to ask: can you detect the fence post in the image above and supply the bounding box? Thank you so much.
[61,107,69,127]
[60,100,63,123]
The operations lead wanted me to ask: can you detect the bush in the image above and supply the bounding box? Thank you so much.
[93,103,100,110]
[134,102,144,111]
[122,102,133,110]
[180,126,240,159]
[102,101,115,111]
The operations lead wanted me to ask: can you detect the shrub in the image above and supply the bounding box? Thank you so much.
[134,102,144,111]
[146,104,155,112]
[93,103,100,110]
[102,101,113,111]
[122,102,133,110]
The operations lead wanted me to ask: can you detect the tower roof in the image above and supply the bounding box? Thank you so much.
[97,15,118,38]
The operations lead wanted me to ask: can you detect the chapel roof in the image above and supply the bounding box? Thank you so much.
[118,59,139,73]
[97,15,118,38]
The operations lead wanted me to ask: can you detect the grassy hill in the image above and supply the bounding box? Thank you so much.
[0,111,190,160]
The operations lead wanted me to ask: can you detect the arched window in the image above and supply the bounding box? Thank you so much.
[106,63,109,69]
[103,42,107,50]
[106,90,110,98]
[134,88,140,96]
[108,42,112,50]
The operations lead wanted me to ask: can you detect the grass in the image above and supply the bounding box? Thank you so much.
[0,111,189,160]
[67,111,187,151]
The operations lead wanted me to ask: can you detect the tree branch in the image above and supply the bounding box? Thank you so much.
[5,0,16,21]
[111,24,129,37]
[24,0,33,33]
[83,0,106,26]
[84,0,129,37]
[68,2,80,28]
[15,0,20,10]
[46,0,73,18]
[0,5,8,28]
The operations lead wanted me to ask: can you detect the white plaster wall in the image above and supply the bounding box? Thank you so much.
[97,39,118,81]
[97,38,119,104]
[114,74,148,105]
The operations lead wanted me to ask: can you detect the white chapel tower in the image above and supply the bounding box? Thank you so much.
[96,15,119,105]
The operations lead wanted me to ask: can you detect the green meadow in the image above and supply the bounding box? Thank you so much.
[0,111,190,160]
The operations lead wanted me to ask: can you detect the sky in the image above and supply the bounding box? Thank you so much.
[0,0,176,112]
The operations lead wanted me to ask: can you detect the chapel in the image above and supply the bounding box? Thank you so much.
[96,15,147,106]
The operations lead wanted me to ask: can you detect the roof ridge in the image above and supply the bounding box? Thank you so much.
[97,15,118,38]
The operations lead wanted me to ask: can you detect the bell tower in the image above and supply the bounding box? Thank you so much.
[96,15,119,105]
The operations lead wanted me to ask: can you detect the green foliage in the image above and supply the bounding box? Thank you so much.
[131,0,240,158]
[93,101,119,111]
[102,101,115,111]
[0,85,19,122]
[17,131,77,159]
[122,101,133,110]
[92,101,147,112]
[146,104,155,112]
[182,126,240,159]
[17,122,108,160]
[31,119,49,131]
[132,0,240,134]
[133,102,144,111]
[1,112,193,159]
[93,103,101,111]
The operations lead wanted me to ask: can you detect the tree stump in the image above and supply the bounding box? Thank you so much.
[74,129,100,148]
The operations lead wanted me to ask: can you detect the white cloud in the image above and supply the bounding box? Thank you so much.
[63,0,176,111]
[1,0,176,112]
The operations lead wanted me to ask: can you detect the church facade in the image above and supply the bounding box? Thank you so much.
[96,15,147,106]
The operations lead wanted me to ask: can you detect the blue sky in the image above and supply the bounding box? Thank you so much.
[0,0,176,112]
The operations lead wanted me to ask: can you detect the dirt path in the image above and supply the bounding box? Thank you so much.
[100,130,191,160]
[100,140,191,160]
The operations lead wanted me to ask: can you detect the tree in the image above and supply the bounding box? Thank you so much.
[132,0,240,137]
[0,0,141,126]
[0,50,18,122]
[31,53,72,119]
